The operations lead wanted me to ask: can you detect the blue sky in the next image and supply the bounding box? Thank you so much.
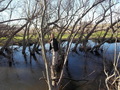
[0,0,120,25]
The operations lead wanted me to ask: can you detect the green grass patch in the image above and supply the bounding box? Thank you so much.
[14,36,23,40]
[90,31,120,38]
[0,30,120,46]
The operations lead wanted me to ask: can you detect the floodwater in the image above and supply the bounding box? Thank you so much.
[0,41,120,90]
[0,46,47,90]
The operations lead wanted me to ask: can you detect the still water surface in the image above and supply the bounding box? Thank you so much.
[0,41,120,90]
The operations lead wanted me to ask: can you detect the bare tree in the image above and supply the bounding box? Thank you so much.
[35,0,111,89]
[0,0,120,89]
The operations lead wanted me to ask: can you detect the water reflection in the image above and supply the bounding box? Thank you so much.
[0,41,120,90]
[65,41,120,90]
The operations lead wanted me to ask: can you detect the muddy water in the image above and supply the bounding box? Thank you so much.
[0,66,47,90]
[0,46,48,90]
[0,42,120,90]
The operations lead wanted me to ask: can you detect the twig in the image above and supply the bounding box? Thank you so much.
[62,80,71,89]
[42,71,48,84]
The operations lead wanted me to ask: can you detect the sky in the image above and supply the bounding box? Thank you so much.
[0,0,120,25]
[0,0,36,25]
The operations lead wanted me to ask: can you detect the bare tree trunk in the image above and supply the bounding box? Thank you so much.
[22,26,27,54]
[39,0,53,89]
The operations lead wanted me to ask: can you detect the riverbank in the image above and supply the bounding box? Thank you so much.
[0,30,120,46]
[0,37,120,47]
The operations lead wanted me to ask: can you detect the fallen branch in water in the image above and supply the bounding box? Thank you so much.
[39,77,89,82]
